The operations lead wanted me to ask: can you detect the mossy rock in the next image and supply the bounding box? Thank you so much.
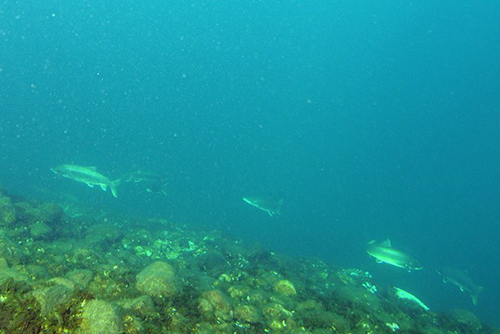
[296,310,348,331]
[234,304,262,324]
[273,279,297,297]
[30,221,53,239]
[32,283,74,315]
[14,202,63,227]
[78,299,121,334]
[135,261,180,298]
[0,196,16,227]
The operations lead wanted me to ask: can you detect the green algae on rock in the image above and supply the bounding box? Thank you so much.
[273,279,297,297]
[0,195,16,227]
[0,191,498,334]
[78,299,121,334]
[135,261,180,299]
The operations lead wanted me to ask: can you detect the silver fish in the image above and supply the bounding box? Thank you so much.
[122,170,167,195]
[366,239,423,271]
[242,197,283,217]
[51,164,120,198]
[437,266,484,305]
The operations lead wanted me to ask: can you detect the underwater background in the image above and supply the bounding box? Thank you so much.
[1,0,499,330]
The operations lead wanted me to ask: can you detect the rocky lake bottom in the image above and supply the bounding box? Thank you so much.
[0,189,497,334]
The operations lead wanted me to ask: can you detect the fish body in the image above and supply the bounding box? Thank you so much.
[122,170,162,183]
[366,239,423,271]
[392,287,430,311]
[242,197,283,217]
[122,170,167,195]
[51,164,119,198]
[438,267,484,305]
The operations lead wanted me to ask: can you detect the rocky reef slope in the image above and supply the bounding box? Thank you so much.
[0,191,496,334]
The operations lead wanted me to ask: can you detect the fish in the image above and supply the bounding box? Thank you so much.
[392,287,430,311]
[242,197,284,217]
[437,266,484,305]
[122,170,162,183]
[121,170,168,195]
[51,164,120,198]
[366,239,423,271]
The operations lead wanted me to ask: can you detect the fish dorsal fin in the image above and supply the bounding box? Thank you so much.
[380,238,392,247]
[87,166,97,171]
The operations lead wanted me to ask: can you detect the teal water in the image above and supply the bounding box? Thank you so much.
[1,0,499,326]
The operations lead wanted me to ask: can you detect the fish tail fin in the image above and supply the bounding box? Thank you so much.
[472,287,484,306]
[110,179,121,198]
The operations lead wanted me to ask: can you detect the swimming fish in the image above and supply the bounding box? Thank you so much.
[242,197,283,217]
[122,170,167,195]
[437,266,484,305]
[51,164,120,198]
[366,239,423,271]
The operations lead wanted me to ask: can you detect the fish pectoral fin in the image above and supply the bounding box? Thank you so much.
[87,183,94,188]
[376,259,383,263]
[460,287,464,292]
[100,184,108,191]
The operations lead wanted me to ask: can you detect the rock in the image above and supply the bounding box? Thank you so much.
[262,302,293,324]
[32,282,74,315]
[24,265,50,280]
[47,277,76,291]
[198,290,233,322]
[14,202,63,227]
[30,221,53,239]
[135,261,180,298]
[0,195,16,227]
[118,295,155,317]
[0,267,30,284]
[197,251,227,274]
[85,224,125,251]
[234,304,261,323]
[0,258,30,283]
[66,269,94,289]
[37,203,64,227]
[0,235,23,264]
[273,279,297,297]
[296,310,348,330]
[78,299,121,334]
[447,309,483,332]
[0,256,8,269]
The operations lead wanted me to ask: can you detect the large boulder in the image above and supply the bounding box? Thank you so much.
[78,299,121,334]
[135,261,180,298]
